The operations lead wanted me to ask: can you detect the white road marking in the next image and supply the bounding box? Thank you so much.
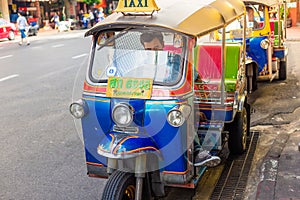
[0,55,13,60]
[52,44,65,48]
[38,65,77,80]
[72,53,88,59]
[0,74,19,82]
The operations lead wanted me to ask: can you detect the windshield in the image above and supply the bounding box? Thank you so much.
[220,4,265,35]
[90,29,187,85]
[246,4,265,30]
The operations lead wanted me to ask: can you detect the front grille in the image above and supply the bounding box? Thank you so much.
[113,125,139,134]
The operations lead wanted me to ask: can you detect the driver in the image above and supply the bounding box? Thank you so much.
[140,31,180,82]
[140,31,164,51]
[140,31,221,167]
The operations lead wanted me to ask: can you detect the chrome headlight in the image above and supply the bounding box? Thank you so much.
[70,99,88,119]
[260,39,270,49]
[112,103,134,127]
[167,104,191,127]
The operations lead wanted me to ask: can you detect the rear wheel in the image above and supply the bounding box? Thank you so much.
[8,31,15,40]
[227,106,248,155]
[252,67,258,91]
[244,102,251,136]
[102,171,136,200]
[279,60,287,80]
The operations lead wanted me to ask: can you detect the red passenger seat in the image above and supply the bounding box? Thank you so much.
[197,44,222,80]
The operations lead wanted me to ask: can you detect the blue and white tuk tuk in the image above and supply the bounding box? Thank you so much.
[70,0,249,199]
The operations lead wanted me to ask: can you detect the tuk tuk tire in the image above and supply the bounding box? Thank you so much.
[244,102,251,136]
[101,171,136,200]
[228,107,248,155]
[279,61,287,80]
[252,66,258,91]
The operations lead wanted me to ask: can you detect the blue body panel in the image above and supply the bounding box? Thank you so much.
[246,36,268,72]
[273,49,285,59]
[81,95,189,173]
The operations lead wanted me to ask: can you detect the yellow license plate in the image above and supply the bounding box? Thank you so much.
[106,77,153,99]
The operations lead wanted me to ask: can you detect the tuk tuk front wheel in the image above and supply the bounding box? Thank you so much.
[227,107,248,155]
[279,60,287,80]
[101,171,136,200]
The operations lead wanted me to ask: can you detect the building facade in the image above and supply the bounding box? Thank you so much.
[0,0,118,26]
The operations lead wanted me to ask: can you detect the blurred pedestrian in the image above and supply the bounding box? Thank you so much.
[98,7,105,22]
[88,10,95,27]
[83,12,89,29]
[94,9,99,23]
[51,12,60,30]
[16,12,30,46]
[77,10,84,28]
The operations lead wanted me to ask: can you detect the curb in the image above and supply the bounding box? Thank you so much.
[287,39,300,41]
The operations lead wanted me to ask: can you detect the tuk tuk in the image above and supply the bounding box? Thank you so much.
[70,0,249,199]
[244,0,288,81]
[214,0,288,92]
[243,0,288,91]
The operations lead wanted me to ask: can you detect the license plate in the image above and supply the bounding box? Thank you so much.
[106,77,153,99]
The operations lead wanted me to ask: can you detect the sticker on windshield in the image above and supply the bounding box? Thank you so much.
[106,66,117,77]
[106,77,153,99]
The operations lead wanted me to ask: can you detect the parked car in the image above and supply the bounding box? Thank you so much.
[0,18,18,40]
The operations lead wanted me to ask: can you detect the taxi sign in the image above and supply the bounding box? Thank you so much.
[115,0,160,13]
[106,77,153,99]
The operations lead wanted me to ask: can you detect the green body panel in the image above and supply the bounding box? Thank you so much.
[271,20,285,46]
[225,44,240,92]
[194,43,240,92]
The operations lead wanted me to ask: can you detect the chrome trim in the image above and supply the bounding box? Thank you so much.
[237,92,247,111]
[83,91,194,100]
[113,125,139,134]
[97,150,162,160]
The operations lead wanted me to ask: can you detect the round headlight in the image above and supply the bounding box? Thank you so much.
[70,99,87,119]
[167,110,185,127]
[112,103,133,127]
[260,39,270,49]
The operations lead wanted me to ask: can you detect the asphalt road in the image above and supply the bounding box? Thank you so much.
[0,32,107,199]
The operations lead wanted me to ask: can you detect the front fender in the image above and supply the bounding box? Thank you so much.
[247,36,268,72]
[97,133,161,159]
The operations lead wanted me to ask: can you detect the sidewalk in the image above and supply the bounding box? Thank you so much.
[255,130,300,200]
[23,27,87,43]
[286,25,300,41]
[37,27,86,37]
[255,25,300,200]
